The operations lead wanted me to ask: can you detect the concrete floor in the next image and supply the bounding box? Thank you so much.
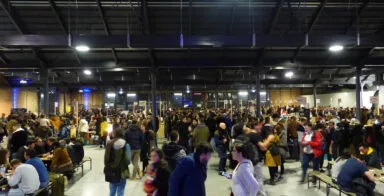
[65,146,384,196]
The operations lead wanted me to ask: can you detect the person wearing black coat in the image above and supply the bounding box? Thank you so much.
[125,120,144,179]
[205,112,217,141]
[67,138,85,165]
[177,117,190,150]
[214,122,230,173]
[9,122,28,156]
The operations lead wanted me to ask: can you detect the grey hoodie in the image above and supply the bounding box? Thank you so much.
[113,138,126,150]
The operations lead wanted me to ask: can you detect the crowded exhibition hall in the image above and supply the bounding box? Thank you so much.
[0,0,384,195]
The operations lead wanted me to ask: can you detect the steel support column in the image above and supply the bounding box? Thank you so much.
[42,68,50,115]
[215,91,219,108]
[63,92,66,114]
[256,71,261,117]
[313,85,317,108]
[151,67,157,146]
[356,68,362,121]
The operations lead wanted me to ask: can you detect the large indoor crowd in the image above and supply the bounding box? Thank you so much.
[0,105,382,196]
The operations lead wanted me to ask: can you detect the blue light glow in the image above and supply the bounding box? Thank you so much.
[12,88,18,108]
[82,88,92,93]
[84,92,90,110]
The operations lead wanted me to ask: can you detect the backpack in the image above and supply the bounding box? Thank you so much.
[103,140,126,183]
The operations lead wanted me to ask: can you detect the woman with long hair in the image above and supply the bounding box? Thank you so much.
[231,142,259,196]
[144,148,170,196]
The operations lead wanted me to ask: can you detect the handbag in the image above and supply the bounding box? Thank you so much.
[269,144,280,156]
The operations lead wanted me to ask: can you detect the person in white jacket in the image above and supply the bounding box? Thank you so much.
[231,142,259,196]
[78,116,89,138]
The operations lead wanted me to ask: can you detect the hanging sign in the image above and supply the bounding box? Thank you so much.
[370,96,379,104]
[297,97,307,105]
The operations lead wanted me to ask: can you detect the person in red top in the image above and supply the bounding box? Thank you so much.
[300,123,324,183]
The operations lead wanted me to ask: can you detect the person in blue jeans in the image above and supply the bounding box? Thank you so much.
[104,128,131,196]
[300,123,323,183]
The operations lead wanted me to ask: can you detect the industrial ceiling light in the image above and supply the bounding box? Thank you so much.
[186,89,190,93]
[260,91,267,95]
[275,66,284,70]
[285,71,294,78]
[75,45,90,52]
[238,91,248,96]
[19,79,27,84]
[119,89,124,94]
[114,68,123,71]
[329,45,344,52]
[174,93,182,96]
[251,89,256,93]
[83,69,92,75]
[127,93,136,97]
[107,93,116,98]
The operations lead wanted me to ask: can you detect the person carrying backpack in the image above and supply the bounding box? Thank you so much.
[104,128,131,196]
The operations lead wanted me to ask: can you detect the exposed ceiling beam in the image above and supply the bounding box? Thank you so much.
[141,0,151,35]
[0,53,9,65]
[344,0,370,34]
[358,47,376,67]
[307,0,326,34]
[47,0,81,65]
[2,34,383,48]
[0,0,27,34]
[265,0,284,35]
[96,0,118,63]
[96,0,110,35]
[31,48,47,68]
[188,0,193,35]
[292,0,326,62]
[48,0,67,34]
[362,74,371,82]
[226,4,236,35]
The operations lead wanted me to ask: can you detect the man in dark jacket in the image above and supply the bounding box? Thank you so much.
[205,112,217,141]
[214,122,230,173]
[124,119,144,179]
[168,143,213,196]
[162,131,186,172]
[178,117,190,149]
[10,121,28,157]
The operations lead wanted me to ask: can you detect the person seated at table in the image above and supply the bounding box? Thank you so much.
[359,144,382,169]
[45,137,57,153]
[67,137,84,165]
[0,148,10,170]
[9,121,28,158]
[337,154,376,195]
[331,152,351,180]
[7,159,40,196]
[14,139,36,163]
[34,137,46,155]
[24,149,49,188]
[50,140,73,176]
